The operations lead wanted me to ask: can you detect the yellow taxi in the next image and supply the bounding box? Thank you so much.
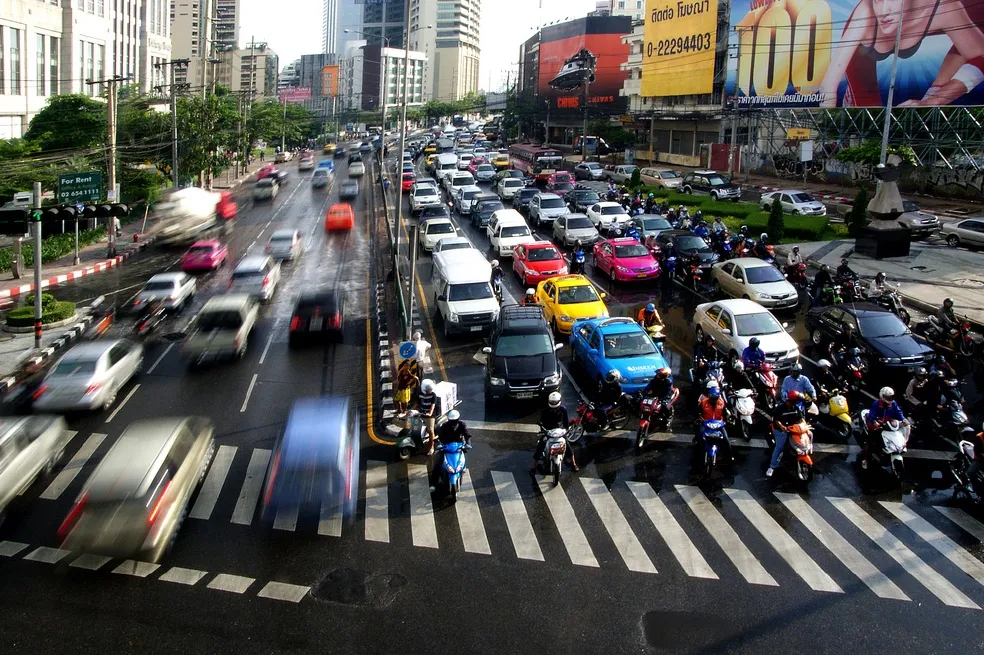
[323,143,336,155]
[536,275,609,335]
[424,153,439,171]
[491,153,509,170]
[423,144,437,156]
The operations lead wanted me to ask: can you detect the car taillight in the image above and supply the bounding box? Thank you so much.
[290,316,300,331]
[264,451,281,506]
[58,492,88,540]
[85,383,101,395]
[147,481,172,524]
[264,245,271,253]
[331,313,340,328]
[263,274,270,287]
[32,384,48,400]
[227,280,233,290]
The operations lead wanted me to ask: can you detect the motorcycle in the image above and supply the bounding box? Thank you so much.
[636,389,679,448]
[784,263,809,290]
[775,419,815,483]
[726,388,756,442]
[814,387,853,440]
[714,239,733,261]
[870,287,910,326]
[750,363,779,411]
[839,278,866,303]
[396,410,448,460]
[435,441,471,502]
[663,255,678,281]
[918,317,976,358]
[134,303,167,339]
[929,397,970,443]
[858,411,910,480]
[645,324,667,353]
[569,250,586,274]
[535,427,570,486]
[812,283,843,306]
[755,244,777,266]
[949,437,984,502]
[569,394,633,441]
[492,276,503,303]
[680,261,704,291]
[833,347,866,398]
[697,419,731,477]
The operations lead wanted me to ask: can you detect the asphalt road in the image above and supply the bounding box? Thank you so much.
[2,149,984,653]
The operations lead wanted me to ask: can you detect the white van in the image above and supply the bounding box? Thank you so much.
[489,214,535,258]
[431,250,499,336]
[436,153,459,182]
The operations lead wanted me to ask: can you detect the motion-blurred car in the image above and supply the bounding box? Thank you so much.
[512,241,569,286]
[274,151,293,163]
[694,299,799,370]
[265,229,303,261]
[574,161,605,180]
[252,177,279,201]
[298,155,315,171]
[325,203,355,231]
[182,295,259,364]
[569,317,669,392]
[33,340,143,413]
[348,161,366,176]
[271,170,289,186]
[899,200,941,238]
[710,258,799,309]
[592,238,661,282]
[0,416,68,524]
[228,255,282,302]
[553,213,600,247]
[134,272,196,312]
[339,179,360,201]
[419,218,458,252]
[256,164,276,180]
[536,274,609,335]
[759,189,826,216]
[289,291,344,346]
[181,240,228,272]
[312,168,332,189]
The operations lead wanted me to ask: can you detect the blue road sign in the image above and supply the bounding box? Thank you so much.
[75,203,84,212]
[398,341,416,360]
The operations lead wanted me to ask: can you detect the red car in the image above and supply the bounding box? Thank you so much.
[181,239,228,272]
[467,157,487,175]
[401,172,415,192]
[257,164,277,180]
[592,237,661,282]
[546,171,573,187]
[512,241,569,286]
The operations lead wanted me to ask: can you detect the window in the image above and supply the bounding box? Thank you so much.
[49,37,58,96]
[88,0,95,13]
[36,34,45,95]
[97,0,104,15]
[437,11,454,19]
[85,42,94,93]
[9,28,20,95]
[97,44,104,86]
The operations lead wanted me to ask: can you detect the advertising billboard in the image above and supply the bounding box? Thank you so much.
[280,87,313,103]
[728,0,984,108]
[642,0,719,96]
[537,15,632,115]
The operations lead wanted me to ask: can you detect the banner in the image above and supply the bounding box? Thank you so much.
[728,0,984,108]
[642,0,719,96]
[279,87,313,103]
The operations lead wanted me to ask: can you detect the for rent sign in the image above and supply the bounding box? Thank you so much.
[57,172,102,203]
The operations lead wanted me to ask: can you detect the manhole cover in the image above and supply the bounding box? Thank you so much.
[310,567,407,607]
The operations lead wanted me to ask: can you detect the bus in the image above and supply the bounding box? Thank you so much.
[508,144,564,182]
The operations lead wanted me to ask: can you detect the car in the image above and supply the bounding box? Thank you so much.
[349,161,366,176]
[252,177,279,200]
[593,238,661,282]
[419,218,458,252]
[256,164,277,180]
[471,195,504,227]
[410,184,442,214]
[33,340,143,412]
[497,177,525,200]
[488,215,535,258]
[546,171,574,188]
[606,164,638,184]
[265,229,303,261]
[434,236,473,254]
[333,145,346,158]
[759,190,826,216]
[494,169,526,184]
[466,158,487,175]
[528,192,568,227]
[401,162,415,174]
[574,161,605,180]
[512,187,540,213]
[181,239,228,272]
[271,169,289,186]
[491,154,509,170]
[182,294,259,364]
[298,155,315,171]
[229,255,282,301]
[57,417,215,563]
[311,168,332,189]
[512,241,569,286]
[339,178,360,200]
[483,305,563,401]
[536,274,609,335]
[412,176,439,191]
[682,170,741,201]
[639,167,683,189]
[134,272,196,312]
[0,416,68,523]
[899,200,941,238]
[562,188,599,214]
[628,214,673,240]
[656,230,719,269]
[424,153,439,172]
[289,291,344,346]
[401,172,416,192]
[940,217,984,248]
[553,213,600,247]
[711,258,799,309]
[457,153,475,170]
[694,299,800,370]
[348,152,363,164]
[275,151,293,163]
[445,171,476,197]
[316,159,334,170]
[549,181,575,195]
[586,201,631,228]
[419,204,451,224]
[453,185,483,215]
[359,143,372,153]
[325,203,355,231]
[474,163,497,183]
[569,317,670,393]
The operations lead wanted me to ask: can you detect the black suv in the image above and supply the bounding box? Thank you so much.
[471,194,503,227]
[564,187,601,213]
[418,204,451,224]
[483,305,563,402]
[512,187,540,214]
[681,169,741,202]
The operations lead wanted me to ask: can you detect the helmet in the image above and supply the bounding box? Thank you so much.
[841,258,849,266]
[821,264,830,272]
[547,391,562,407]
[412,330,422,340]
[703,333,715,344]
[648,192,654,198]
[760,233,768,241]
[843,323,854,332]
[879,386,895,402]
[447,409,460,421]
[790,362,803,374]
[606,369,621,383]
[526,288,535,297]
[749,337,760,348]
[706,380,719,390]
[937,354,947,364]
[679,205,685,210]
[732,360,745,372]
[915,367,927,378]
[931,369,944,379]
[421,379,435,393]
[491,259,499,267]
[787,390,802,402]
[740,225,748,233]
[875,272,886,281]
[657,367,671,379]
[646,302,656,313]
[944,297,954,308]
[817,358,831,369]
[792,246,800,252]
[708,387,721,399]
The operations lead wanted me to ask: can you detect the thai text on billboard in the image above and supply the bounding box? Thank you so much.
[642,0,719,96]
[279,87,313,103]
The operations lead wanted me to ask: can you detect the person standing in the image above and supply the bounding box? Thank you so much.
[418,379,438,455]
[394,360,418,418]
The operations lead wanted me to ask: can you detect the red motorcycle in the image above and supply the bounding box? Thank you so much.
[784,263,809,289]
[840,278,867,302]
[570,395,634,442]
[636,389,680,449]
[750,362,779,410]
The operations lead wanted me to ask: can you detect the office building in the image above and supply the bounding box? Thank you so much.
[279,59,300,91]
[607,0,644,21]
[340,39,366,111]
[322,0,338,55]
[169,0,212,88]
[214,0,239,50]
[356,0,407,49]
[410,0,480,101]
[335,0,361,63]
[216,41,277,97]
[360,44,427,112]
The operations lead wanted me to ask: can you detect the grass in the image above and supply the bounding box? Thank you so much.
[0,227,108,274]
[6,295,77,327]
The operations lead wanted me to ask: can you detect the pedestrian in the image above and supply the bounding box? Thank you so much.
[419,379,438,455]
[113,216,122,238]
[259,149,265,162]
[395,360,418,418]
[412,330,432,374]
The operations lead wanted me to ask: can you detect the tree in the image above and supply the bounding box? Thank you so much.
[24,94,106,152]
[847,187,869,236]
[629,167,641,188]
[834,140,917,167]
[767,195,785,243]
[588,120,634,149]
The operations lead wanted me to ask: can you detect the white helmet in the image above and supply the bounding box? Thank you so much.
[421,379,435,393]
[491,259,499,267]
[706,380,719,390]
[732,361,744,372]
[526,288,535,296]
[446,409,460,421]
[412,330,422,340]
[547,391,562,407]
[879,386,895,402]
[817,358,831,369]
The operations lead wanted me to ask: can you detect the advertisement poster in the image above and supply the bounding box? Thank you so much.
[727,0,984,108]
[642,0,720,96]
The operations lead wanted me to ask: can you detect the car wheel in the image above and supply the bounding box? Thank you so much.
[102,388,118,411]
[571,345,579,365]
[763,204,771,212]
[710,192,719,201]
[609,266,617,283]
[551,318,559,335]
[695,326,704,342]
[947,234,960,248]
[792,209,800,215]
[443,318,451,339]
[685,188,693,195]
[711,280,722,296]
[811,329,824,346]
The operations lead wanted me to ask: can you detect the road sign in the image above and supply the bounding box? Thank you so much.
[57,172,102,203]
[75,203,84,212]
[398,341,417,360]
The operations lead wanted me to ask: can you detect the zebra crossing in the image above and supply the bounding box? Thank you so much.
[24,430,984,610]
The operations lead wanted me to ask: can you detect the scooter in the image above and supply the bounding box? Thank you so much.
[435,441,471,503]
[814,387,853,440]
[492,276,503,304]
[832,348,866,399]
[134,303,168,339]
[775,419,815,483]
[569,250,586,274]
[727,388,756,441]
[697,419,731,477]
[839,278,866,303]
[636,389,679,448]
[929,397,970,443]
[396,410,447,460]
[645,324,667,353]
[950,434,984,502]
[858,410,910,480]
[569,394,633,441]
[751,363,779,411]
[784,263,809,289]
[535,427,570,486]
[918,317,977,358]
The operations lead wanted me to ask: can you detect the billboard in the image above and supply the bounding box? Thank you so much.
[537,16,632,115]
[322,65,339,97]
[279,87,313,103]
[642,0,719,96]
[728,0,984,108]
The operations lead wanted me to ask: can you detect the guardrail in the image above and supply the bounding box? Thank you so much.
[374,150,409,340]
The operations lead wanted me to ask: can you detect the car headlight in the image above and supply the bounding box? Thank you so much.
[559,314,573,322]
[449,312,459,322]
[490,377,506,386]
[544,372,561,385]
[787,347,800,359]
[616,265,629,273]
[880,357,902,364]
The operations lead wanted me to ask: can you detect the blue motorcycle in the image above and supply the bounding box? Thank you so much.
[663,255,678,281]
[570,249,586,274]
[437,441,471,503]
[698,419,730,477]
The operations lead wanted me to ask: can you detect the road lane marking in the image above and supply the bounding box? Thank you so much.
[113,560,160,578]
[258,331,275,365]
[829,497,979,609]
[364,460,390,543]
[23,547,71,564]
[146,343,174,374]
[207,573,255,594]
[627,482,717,580]
[675,485,778,586]
[69,554,112,571]
[318,501,343,537]
[230,448,271,525]
[274,503,299,532]
[934,506,984,541]
[257,581,309,603]
[239,373,259,412]
[407,463,438,548]
[881,501,984,590]
[776,493,908,600]
[455,469,491,555]
[105,384,140,424]
[0,541,29,557]
[190,445,237,520]
[159,567,208,586]
[580,477,657,574]
[537,477,599,568]
[491,470,544,561]
[40,433,106,500]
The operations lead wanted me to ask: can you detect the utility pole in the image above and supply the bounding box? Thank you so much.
[581,79,590,162]
[380,50,388,131]
[32,182,42,350]
[879,13,905,169]
[281,97,288,152]
[155,59,189,188]
[545,100,551,145]
[88,74,127,256]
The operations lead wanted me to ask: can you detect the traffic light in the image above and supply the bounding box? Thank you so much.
[0,208,29,236]
[94,203,129,218]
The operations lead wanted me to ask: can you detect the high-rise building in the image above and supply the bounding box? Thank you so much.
[169,0,212,88]
[360,44,428,112]
[214,0,239,50]
[607,0,643,22]
[279,59,301,91]
[335,0,361,63]
[322,0,338,55]
[357,0,407,50]
[216,41,277,97]
[340,39,366,111]
[410,0,480,101]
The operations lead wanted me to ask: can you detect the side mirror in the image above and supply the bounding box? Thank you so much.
[438,294,447,301]
[781,321,789,328]
[736,279,744,285]
[482,346,492,354]
[600,292,607,299]
[554,343,564,351]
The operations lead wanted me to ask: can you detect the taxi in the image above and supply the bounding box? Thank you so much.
[423,143,437,156]
[424,153,439,172]
[256,164,277,180]
[323,143,336,155]
[536,274,609,335]
[325,203,355,231]
[491,153,509,170]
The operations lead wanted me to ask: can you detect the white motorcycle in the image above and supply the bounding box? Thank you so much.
[727,388,756,441]
[859,409,911,480]
[536,427,570,487]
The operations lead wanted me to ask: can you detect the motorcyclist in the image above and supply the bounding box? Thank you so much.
[866,272,889,298]
[711,216,727,234]
[767,390,806,477]
[490,259,503,285]
[784,246,805,279]
[643,367,676,405]
[418,379,438,455]
[696,384,732,460]
[726,360,756,392]
[741,337,767,370]
[637,302,662,329]
[692,333,717,386]
[830,324,861,367]
[836,257,858,281]
[814,359,842,395]
[930,353,958,380]
[532,392,579,473]
[596,369,624,430]
[862,387,908,469]
[753,233,771,259]
[625,222,641,241]
[522,288,538,306]
[937,297,960,333]
[431,409,472,486]
[961,424,984,500]
[780,362,817,403]
[812,264,834,305]
[570,240,586,274]
[905,367,933,425]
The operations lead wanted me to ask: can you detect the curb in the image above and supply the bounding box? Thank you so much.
[0,309,97,391]
[753,184,854,204]
[373,282,402,438]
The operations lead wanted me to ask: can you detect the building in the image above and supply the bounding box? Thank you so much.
[360,44,428,112]
[589,0,610,16]
[169,0,212,88]
[216,41,277,97]
[356,0,407,49]
[340,39,365,111]
[141,0,172,95]
[607,0,644,21]
[410,0,480,101]
[279,59,300,92]
[322,0,338,56]
[214,0,239,50]
[335,0,361,64]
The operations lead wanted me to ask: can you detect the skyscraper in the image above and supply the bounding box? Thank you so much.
[411,0,481,101]
[214,0,240,50]
[322,0,338,55]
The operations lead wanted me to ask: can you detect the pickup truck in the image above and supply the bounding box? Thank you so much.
[606,164,638,184]
[182,294,259,367]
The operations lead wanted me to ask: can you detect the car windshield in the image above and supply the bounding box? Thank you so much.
[566,217,593,229]
[707,175,730,186]
[553,183,574,192]
[586,163,601,170]
[142,281,175,292]
[902,200,920,212]
[478,165,494,172]
[257,179,274,187]
[53,359,98,376]
[735,312,783,337]
[558,285,600,304]
[540,198,565,209]
[675,236,709,250]
[428,223,455,234]
[448,282,493,301]
[603,331,657,358]
[860,314,908,338]
[187,245,214,254]
[270,234,294,243]
[528,247,561,262]
[416,187,437,196]
[463,190,480,199]
[745,266,785,284]
[501,225,530,238]
[232,270,265,281]
[439,242,470,252]
[601,206,625,215]
[495,333,555,357]
[790,193,814,203]
[614,244,650,258]
[503,179,522,187]
[642,218,671,230]
[478,202,503,213]
[198,310,244,330]
[519,190,538,199]
[658,171,680,179]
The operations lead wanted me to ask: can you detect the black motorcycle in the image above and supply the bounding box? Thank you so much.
[134,302,168,339]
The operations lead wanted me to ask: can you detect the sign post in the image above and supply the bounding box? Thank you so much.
[57,172,102,204]
[74,203,83,264]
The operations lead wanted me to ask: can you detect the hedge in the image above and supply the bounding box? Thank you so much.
[6,300,77,327]
[0,227,108,274]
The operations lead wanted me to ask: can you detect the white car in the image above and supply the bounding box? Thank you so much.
[229,255,282,302]
[586,202,631,228]
[528,193,568,227]
[497,178,525,200]
[410,185,442,214]
[349,161,366,177]
[489,220,535,258]
[445,172,475,196]
[759,190,826,216]
[419,218,458,252]
[433,236,473,254]
[710,258,799,309]
[33,340,144,412]
[457,153,474,170]
[454,185,483,215]
[134,272,196,312]
[694,299,800,371]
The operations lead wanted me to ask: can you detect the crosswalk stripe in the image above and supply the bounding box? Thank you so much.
[455,470,491,555]
[190,445,237,520]
[934,506,984,542]
[407,463,438,549]
[318,501,342,537]
[20,431,77,495]
[627,482,717,580]
[881,501,984,591]
[726,489,842,593]
[230,448,271,526]
[491,470,544,561]
[39,433,106,500]
[536,478,599,568]
[776,493,908,601]
[580,477,656,574]
[273,504,299,532]
[829,497,979,610]
[364,461,390,543]
[675,485,778,586]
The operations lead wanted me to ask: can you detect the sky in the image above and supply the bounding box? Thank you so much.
[238,0,599,94]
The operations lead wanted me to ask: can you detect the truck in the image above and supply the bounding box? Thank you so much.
[144,187,236,247]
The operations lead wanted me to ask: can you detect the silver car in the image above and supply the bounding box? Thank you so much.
[0,416,69,522]
[941,217,984,249]
[474,164,496,183]
[553,213,601,247]
[253,178,279,201]
[899,200,941,238]
[454,185,483,215]
[229,255,282,301]
[33,340,143,413]
[528,193,568,228]
[134,272,196,312]
[266,229,303,261]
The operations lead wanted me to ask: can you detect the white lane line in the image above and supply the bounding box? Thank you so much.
[455,469,491,555]
[230,448,271,525]
[146,343,174,374]
[934,506,984,541]
[273,503,300,532]
[318,501,343,537]
[258,332,275,365]
[239,373,259,413]
[207,573,255,594]
[257,581,309,603]
[676,485,778,586]
[580,477,657,574]
[627,482,717,580]
[69,554,112,571]
[776,493,908,601]
[491,470,544,561]
[407,463,438,549]
[23,547,71,564]
[40,433,106,500]
[0,541,29,557]
[104,384,140,424]
[190,445,237,520]
[159,567,208,586]
[536,477,599,568]
[726,488,842,593]
[829,497,979,610]
[113,560,160,578]
[881,501,984,590]
[364,460,390,543]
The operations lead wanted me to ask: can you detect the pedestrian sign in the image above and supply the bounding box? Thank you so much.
[398,341,417,360]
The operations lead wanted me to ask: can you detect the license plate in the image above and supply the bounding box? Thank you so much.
[637,272,648,278]
[515,392,536,399]
[310,317,324,330]
[469,325,482,332]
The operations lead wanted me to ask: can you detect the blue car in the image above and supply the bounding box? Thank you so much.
[569,317,669,393]
[317,159,334,170]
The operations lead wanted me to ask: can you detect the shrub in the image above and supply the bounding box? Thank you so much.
[629,167,641,188]
[0,227,106,273]
[24,293,56,307]
[723,214,827,242]
[847,187,868,236]
[6,300,77,327]
[767,198,785,243]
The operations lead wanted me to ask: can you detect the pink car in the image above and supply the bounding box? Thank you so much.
[181,240,228,272]
[592,237,661,282]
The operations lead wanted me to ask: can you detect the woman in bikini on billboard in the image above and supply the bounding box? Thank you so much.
[818,0,984,107]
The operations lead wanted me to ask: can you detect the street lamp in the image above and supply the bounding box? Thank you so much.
[345,29,391,126]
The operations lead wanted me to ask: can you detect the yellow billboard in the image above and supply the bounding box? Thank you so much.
[641,0,719,97]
